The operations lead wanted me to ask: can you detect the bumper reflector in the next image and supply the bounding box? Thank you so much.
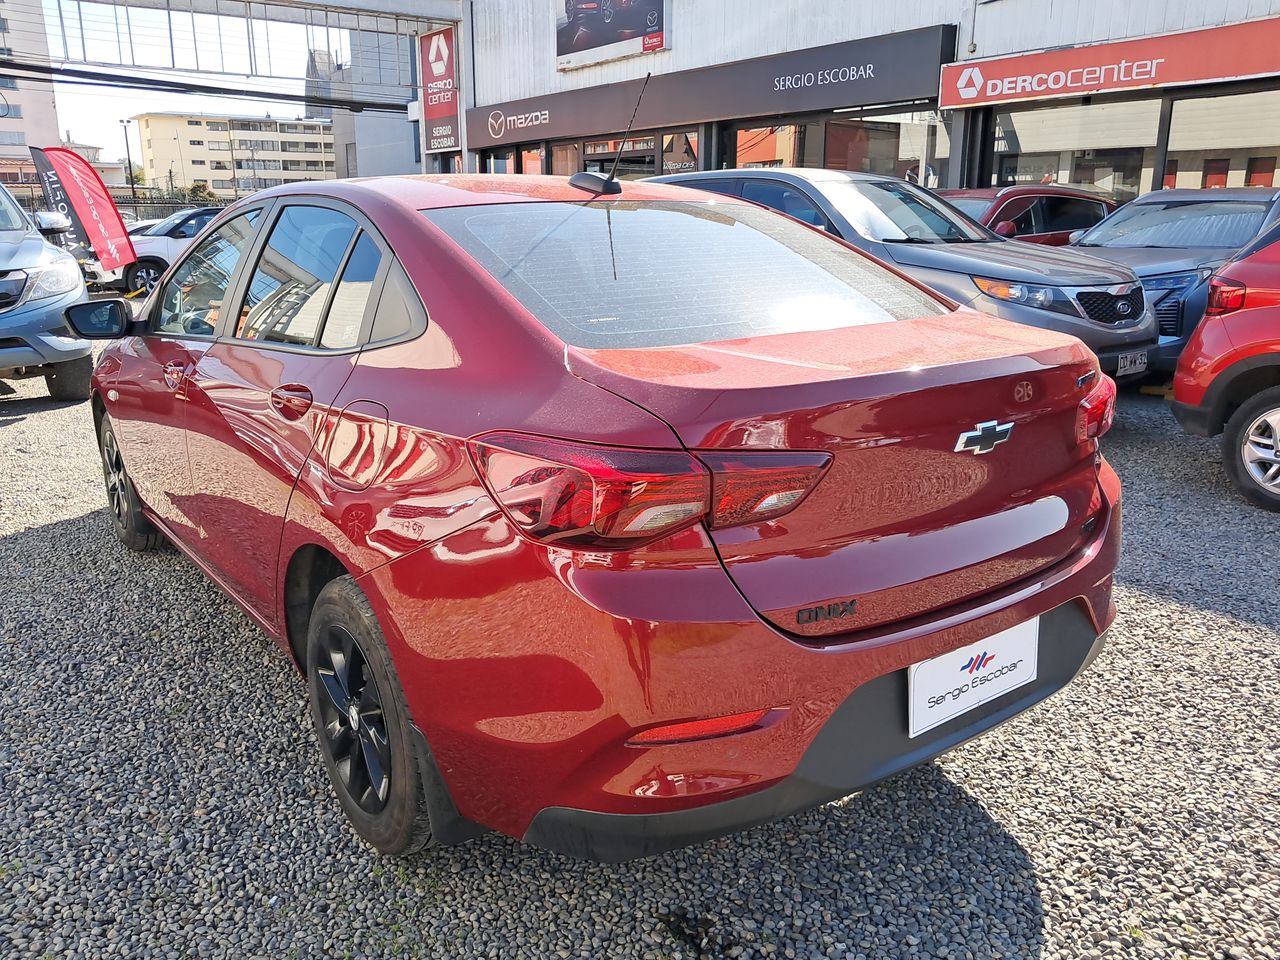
[626,708,773,746]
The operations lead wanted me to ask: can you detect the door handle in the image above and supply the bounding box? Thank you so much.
[162,360,185,390]
[269,383,314,421]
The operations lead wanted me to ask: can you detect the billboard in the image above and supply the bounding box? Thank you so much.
[30,147,135,272]
[555,0,665,71]
[420,26,461,153]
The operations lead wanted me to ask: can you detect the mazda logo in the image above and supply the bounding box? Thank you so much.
[647,10,658,26]
[488,111,507,139]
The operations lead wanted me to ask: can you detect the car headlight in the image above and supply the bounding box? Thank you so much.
[973,277,1079,317]
[1143,269,1213,293]
[22,254,84,303]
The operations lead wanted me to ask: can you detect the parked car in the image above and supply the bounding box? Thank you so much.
[65,175,1121,862]
[0,184,92,400]
[565,0,648,24]
[126,218,163,236]
[1172,219,1280,510]
[937,185,1117,246]
[649,169,1155,381]
[81,207,220,292]
[1070,187,1280,372]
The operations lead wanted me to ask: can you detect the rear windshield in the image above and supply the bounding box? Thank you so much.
[1077,199,1270,249]
[423,200,945,349]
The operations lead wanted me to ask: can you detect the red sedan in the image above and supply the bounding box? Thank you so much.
[939,185,1117,246]
[65,175,1121,861]
[1172,220,1280,510]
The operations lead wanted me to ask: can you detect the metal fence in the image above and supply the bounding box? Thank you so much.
[6,184,230,223]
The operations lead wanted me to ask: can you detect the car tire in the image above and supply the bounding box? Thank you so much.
[600,0,615,22]
[306,575,434,856]
[565,0,580,21]
[1222,385,1280,512]
[44,354,93,402]
[98,414,164,551]
[125,259,166,294]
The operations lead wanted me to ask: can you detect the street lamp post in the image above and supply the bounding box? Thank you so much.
[120,119,137,201]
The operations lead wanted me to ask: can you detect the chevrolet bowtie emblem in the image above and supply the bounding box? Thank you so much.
[955,420,1014,455]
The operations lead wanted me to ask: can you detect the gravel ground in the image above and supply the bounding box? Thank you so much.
[1,378,1277,960]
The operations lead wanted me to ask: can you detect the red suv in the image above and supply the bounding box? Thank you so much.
[1172,220,1280,510]
[64,176,1121,862]
[939,185,1117,246]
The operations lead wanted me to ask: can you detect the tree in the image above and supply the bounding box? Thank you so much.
[187,182,215,203]
[125,165,145,187]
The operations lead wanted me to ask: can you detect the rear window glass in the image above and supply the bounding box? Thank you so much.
[423,200,945,349]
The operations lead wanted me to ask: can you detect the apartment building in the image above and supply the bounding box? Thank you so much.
[133,112,336,199]
[0,3,62,184]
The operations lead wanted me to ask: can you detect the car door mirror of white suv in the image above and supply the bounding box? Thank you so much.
[65,298,132,339]
[34,210,72,237]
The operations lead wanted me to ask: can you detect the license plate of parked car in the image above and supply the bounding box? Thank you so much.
[907,619,1040,738]
[1116,350,1148,378]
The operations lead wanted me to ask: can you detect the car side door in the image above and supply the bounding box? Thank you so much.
[182,199,389,626]
[106,208,264,546]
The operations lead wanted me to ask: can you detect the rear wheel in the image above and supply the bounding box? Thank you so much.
[1223,386,1280,511]
[44,354,93,401]
[600,0,615,22]
[306,576,433,855]
[125,259,165,294]
[98,415,163,550]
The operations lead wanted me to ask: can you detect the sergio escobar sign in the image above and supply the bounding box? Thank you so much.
[420,26,461,153]
[940,16,1280,109]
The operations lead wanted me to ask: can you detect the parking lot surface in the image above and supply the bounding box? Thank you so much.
[1,380,1277,960]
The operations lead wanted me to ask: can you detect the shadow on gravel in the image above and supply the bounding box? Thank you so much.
[1104,393,1280,632]
[0,390,85,429]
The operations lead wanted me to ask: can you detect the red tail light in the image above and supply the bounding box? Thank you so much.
[1205,276,1246,315]
[469,433,830,550]
[1076,374,1117,445]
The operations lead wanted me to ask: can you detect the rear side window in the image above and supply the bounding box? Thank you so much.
[424,200,944,350]
[1037,197,1107,232]
[236,206,359,345]
[740,181,828,229]
[320,232,382,349]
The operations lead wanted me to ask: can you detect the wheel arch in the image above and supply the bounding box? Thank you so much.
[1206,356,1280,435]
[282,543,352,673]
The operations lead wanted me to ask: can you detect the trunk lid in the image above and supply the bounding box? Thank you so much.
[567,309,1104,639]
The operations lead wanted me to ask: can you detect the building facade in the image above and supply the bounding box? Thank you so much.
[431,0,1280,200]
[0,2,62,185]
[133,112,336,200]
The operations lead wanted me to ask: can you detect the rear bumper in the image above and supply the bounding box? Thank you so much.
[1171,398,1213,437]
[525,601,1106,862]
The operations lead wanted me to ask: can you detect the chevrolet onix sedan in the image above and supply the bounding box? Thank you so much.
[65,176,1121,862]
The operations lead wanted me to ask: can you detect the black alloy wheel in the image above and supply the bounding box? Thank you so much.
[98,415,162,551]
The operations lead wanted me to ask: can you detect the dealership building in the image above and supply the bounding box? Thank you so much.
[419,0,1280,201]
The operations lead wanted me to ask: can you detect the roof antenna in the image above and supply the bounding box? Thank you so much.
[569,72,651,197]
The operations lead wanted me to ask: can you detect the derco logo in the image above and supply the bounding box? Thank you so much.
[960,57,1165,99]
[796,599,857,625]
[488,108,550,140]
[955,66,984,100]
[961,651,996,674]
[426,32,450,78]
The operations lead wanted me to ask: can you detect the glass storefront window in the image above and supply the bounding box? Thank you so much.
[520,147,545,175]
[733,123,822,168]
[1167,90,1280,189]
[662,131,698,174]
[551,143,580,176]
[991,99,1160,202]
[584,136,655,180]
[824,111,951,187]
[485,149,514,174]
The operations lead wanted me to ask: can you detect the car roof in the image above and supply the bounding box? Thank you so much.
[936,185,1111,201]
[1131,186,1280,203]
[251,174,735,211]
[652,167,891,187]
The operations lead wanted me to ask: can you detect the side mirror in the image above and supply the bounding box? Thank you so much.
[64,299,131,339]
[992,220,1017,238]
[34,210,72,237]
[1068,230,1086,244]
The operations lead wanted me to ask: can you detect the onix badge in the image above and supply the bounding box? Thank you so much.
[955,420,1014,455]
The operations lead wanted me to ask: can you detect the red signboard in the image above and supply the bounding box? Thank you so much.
[420,26,461,153]
[940,16,1280,109]
[30,146,136,272]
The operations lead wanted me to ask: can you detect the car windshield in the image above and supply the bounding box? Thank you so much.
[0,186,29,232]
[819,179,994,244]
[424,200,946,350]
[144,209,198,236]
[1077,199,1271,249]
[942,196,994,220]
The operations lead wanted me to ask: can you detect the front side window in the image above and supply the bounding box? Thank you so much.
[1077,200,1270,249]
[823,179,993,244]
[153,211,260,336]
[235,205,359,345]
[0,186,28,231]
[425,200,946,350]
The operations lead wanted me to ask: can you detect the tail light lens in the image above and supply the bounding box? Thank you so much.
[1205,276,1246,315]
[469,433,830,550]
[1076,374,1117,445]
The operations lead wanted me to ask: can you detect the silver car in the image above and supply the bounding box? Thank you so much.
[649,168,1156,380]
[0,184,91,400]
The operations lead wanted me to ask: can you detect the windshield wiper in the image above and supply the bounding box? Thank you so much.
[882,236,939,244]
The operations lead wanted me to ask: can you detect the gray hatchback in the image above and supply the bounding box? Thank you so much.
[0,184,91,400]
[649,168,1156,380]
